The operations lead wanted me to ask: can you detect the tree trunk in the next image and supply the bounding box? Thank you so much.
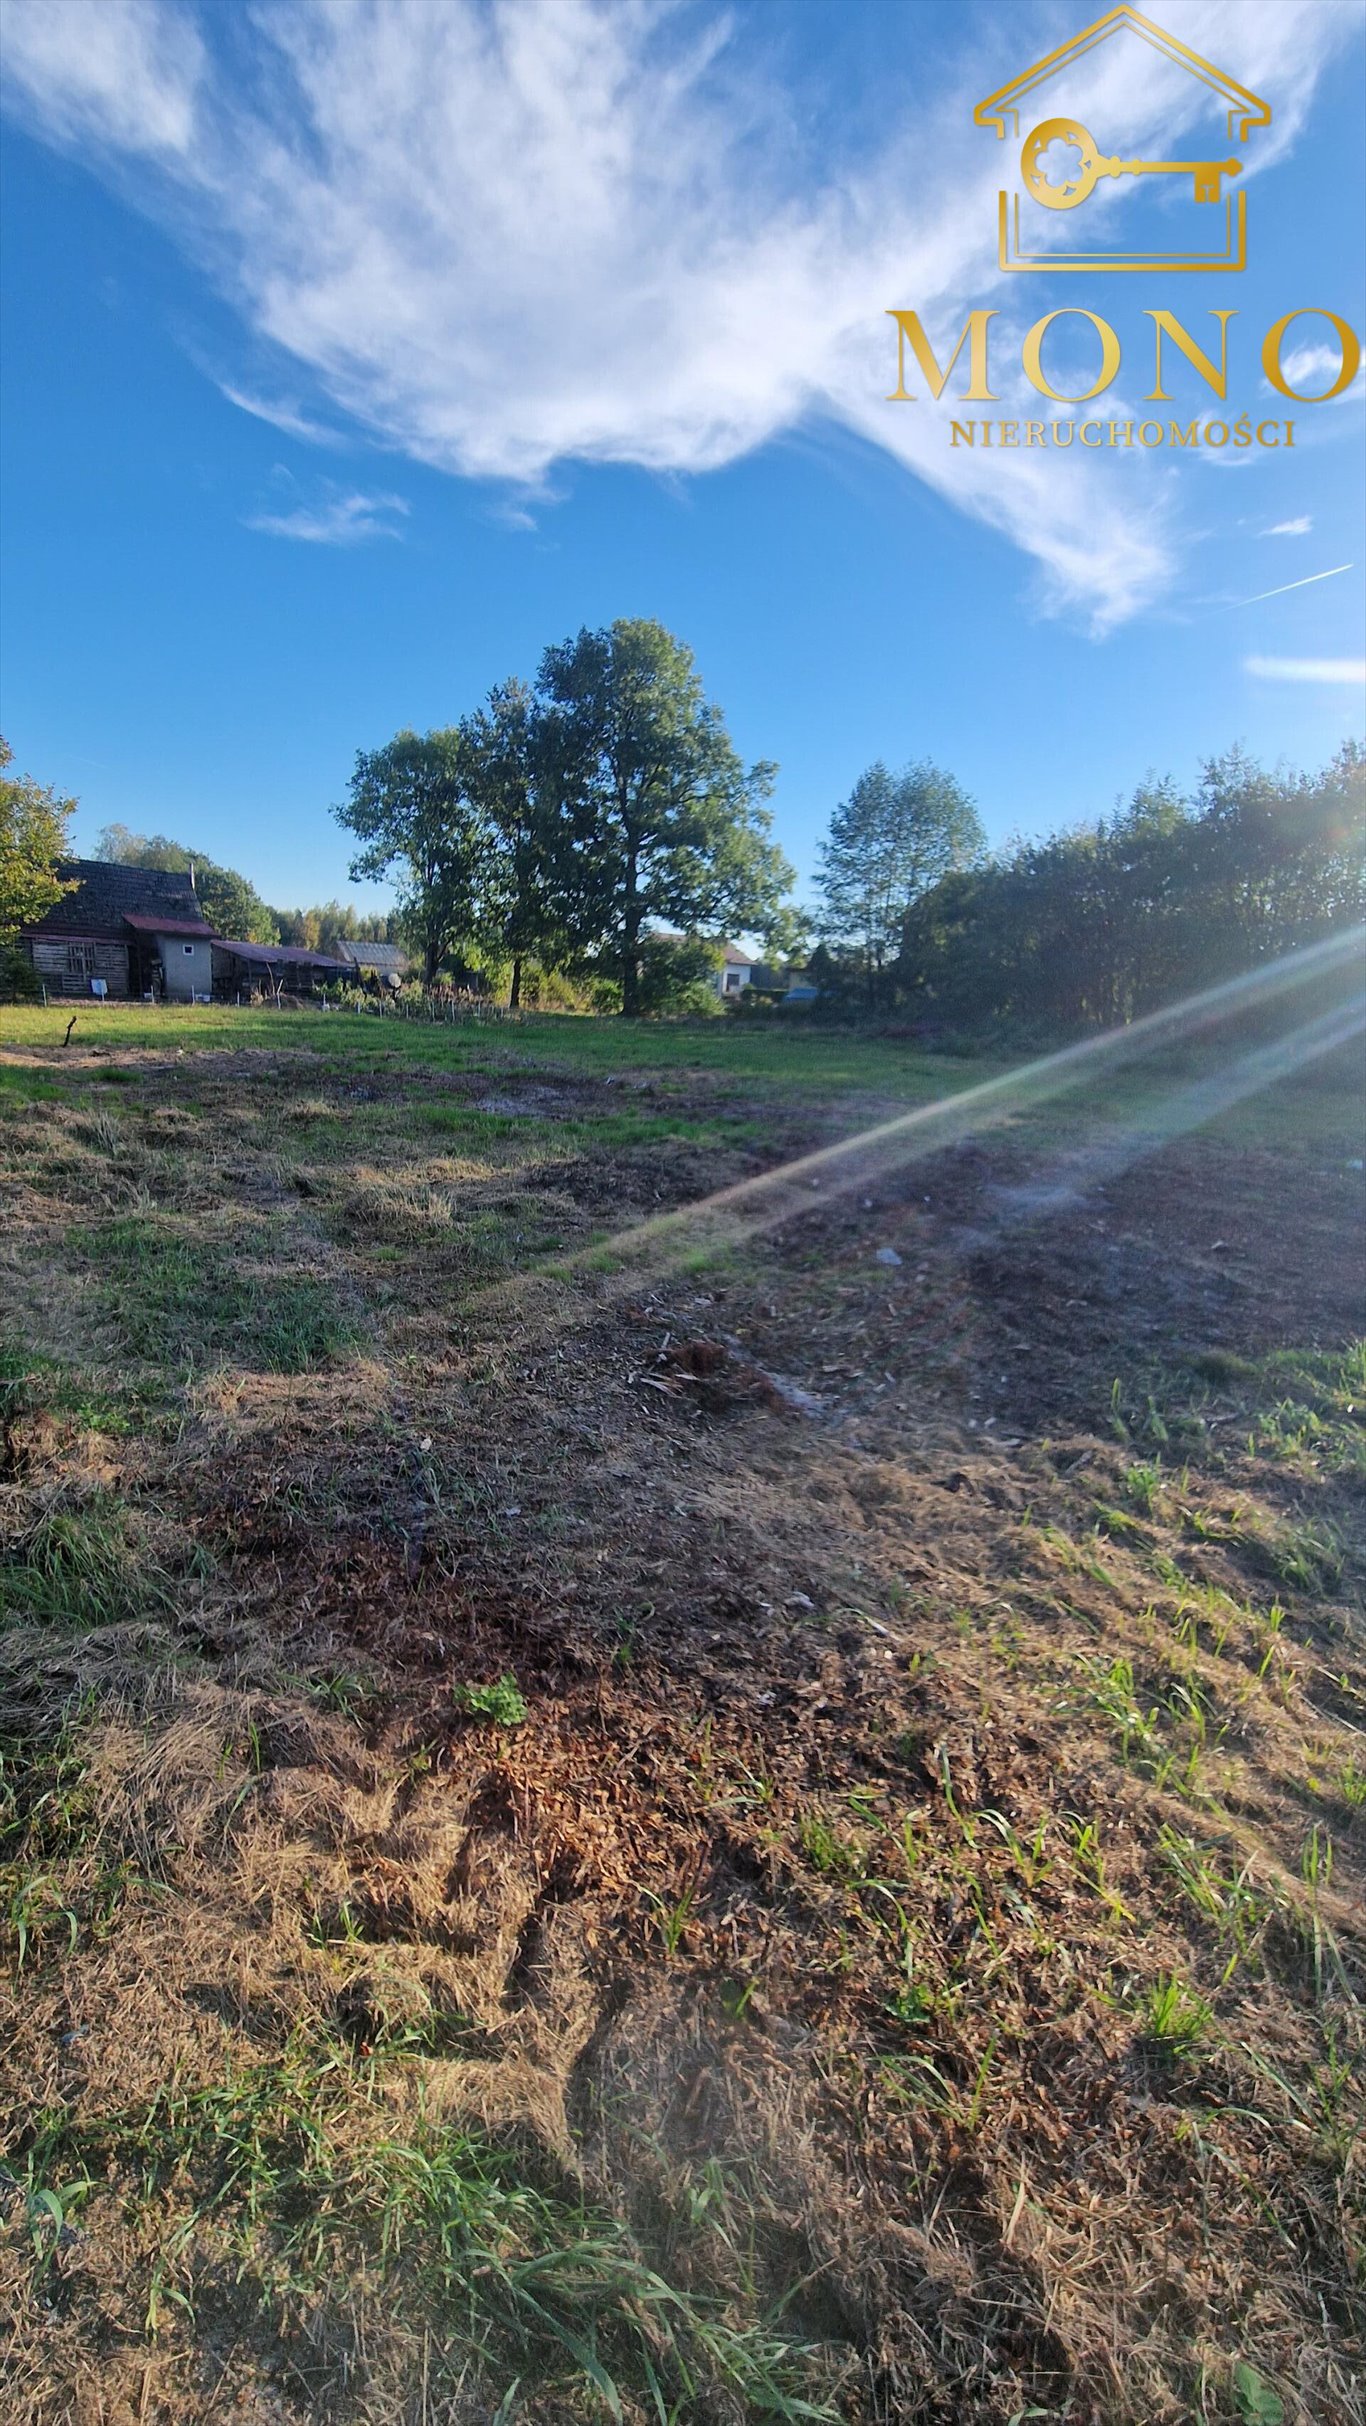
[509,955,522,1010]
[621,847,640,1016]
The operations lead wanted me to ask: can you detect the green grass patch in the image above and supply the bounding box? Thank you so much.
[242,1275,364,1373]
[0,997,995,1109]
[0,1709,98,1860]
[0,1490,205,1629]
[0,1064,68,1106]
[1139,1974,1213,2062]
[0,1346,144,1438]
[68,1217,363,1373]
[1115,1340,1366,1499]
[421,1102,763,1154]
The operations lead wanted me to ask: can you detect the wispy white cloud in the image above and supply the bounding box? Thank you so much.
[0,0,201,156]
[243,483,410,544]
[218,382,347,448]
[1262,516,1313,536]
[484,498,540,534]
[0,0,1352,631]
[1245,657,1366,684]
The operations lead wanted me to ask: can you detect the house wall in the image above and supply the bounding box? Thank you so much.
[155,935,214,1003]
[718,961,752,996]
[27,935,131,999]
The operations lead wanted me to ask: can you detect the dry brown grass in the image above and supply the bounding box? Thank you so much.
[1,1025,1362,2425]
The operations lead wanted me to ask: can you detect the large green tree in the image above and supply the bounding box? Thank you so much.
[332,729,489,983]
[94,824,279,943]
[459,679,570,1008]
[537,620,791,1015]
[0,738,76,936]
[818,759,984,1008]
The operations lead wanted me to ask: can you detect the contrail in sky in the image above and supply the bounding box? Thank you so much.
[1235,563,1354,606]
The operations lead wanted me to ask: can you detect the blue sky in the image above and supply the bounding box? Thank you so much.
[1,0,1362,917]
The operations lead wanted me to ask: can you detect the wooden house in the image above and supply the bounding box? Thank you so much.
[20,860,216,1001]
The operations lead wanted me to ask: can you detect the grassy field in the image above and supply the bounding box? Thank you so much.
[1,997,1362,2426]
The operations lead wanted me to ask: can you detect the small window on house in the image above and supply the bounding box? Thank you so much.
[183,943,196,955]
[66,942,95,976]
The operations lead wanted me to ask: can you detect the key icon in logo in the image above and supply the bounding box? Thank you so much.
[1022,116,1243,209]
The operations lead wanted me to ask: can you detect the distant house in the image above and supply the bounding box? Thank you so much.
[213,938,350,999]
[20,860,216,1002]
[335,940,409,987]
[717,943,756,998]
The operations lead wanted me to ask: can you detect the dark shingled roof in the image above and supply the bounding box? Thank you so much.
[215,939,350,971]
[25,859,205,940]
[335,940,410,974]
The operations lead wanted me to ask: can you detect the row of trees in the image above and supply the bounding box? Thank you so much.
[333,619,795,1013]
[812,742,1364,1030]
[7,674,1361,1032]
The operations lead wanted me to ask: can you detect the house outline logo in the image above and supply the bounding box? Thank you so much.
[974,5,1271,273]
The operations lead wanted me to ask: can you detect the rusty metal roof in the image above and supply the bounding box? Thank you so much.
[123,913,216,938]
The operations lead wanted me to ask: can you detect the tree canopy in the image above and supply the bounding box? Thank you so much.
[94,824,280,943]
[0,738,77,938]
[894,740,1365,1033]
[332,729,493,984]
[538,620,791,1015]
[331,620,793,1013]
[817,759,984,1007]
[273,900,402,953]
[458,678,569,1009]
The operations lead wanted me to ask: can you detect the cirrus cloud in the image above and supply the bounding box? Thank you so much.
[1,0,1354,632]
[242,479,410,544]
[1245,656,1366,684]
